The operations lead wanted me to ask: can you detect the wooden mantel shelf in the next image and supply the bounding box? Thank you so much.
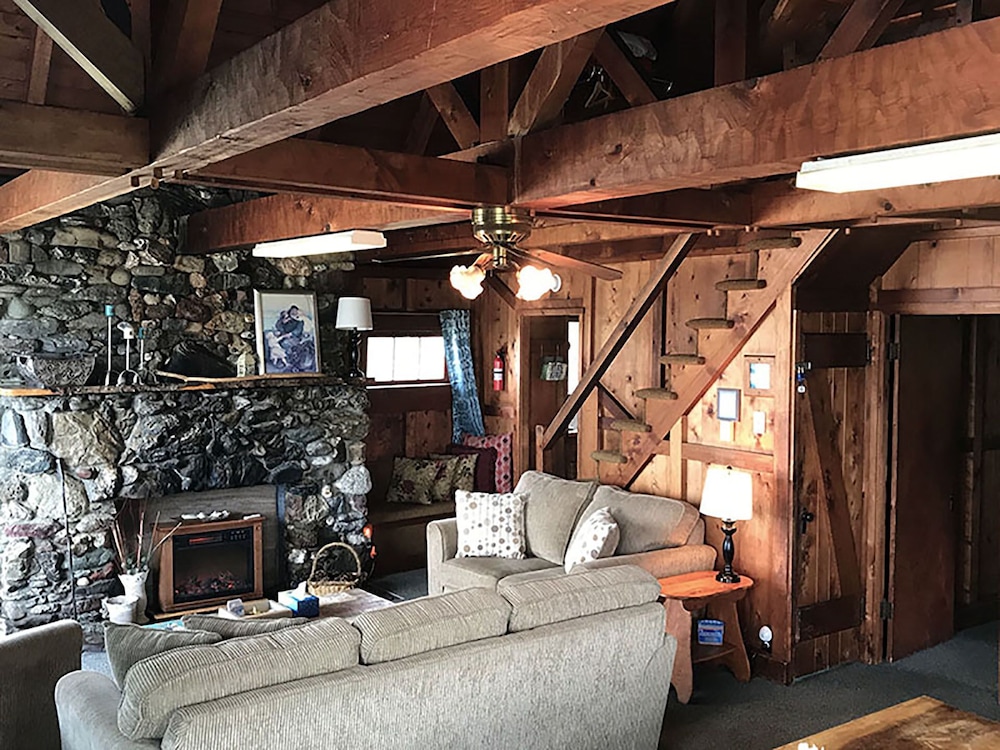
[0,372,362,398]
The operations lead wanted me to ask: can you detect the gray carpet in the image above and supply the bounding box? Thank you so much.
[662,621,1000,749]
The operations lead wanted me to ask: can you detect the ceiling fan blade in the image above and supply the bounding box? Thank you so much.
[514,247,623,281]
[371,248,481,264]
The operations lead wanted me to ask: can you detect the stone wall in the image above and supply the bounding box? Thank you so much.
[0,187,373,640]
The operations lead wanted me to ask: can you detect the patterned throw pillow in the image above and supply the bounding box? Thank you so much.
[446,443,497,492]
[563,507,620,573]
[462,433,513,493]
[430,453,477,494]
[386,457,455,504]
[456,489,527,559]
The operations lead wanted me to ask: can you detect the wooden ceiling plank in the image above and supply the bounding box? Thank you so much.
[12,0,145,112]
[0,171,133,233]
[480,62,510,142]
[154,0,224,94]
[188,138,510,209]
[426,83,480,150]
[817,0,904,60]
[184,193,464,253]
[26,25,52,105]
[508,28,604,137]
[515,16,1000,207]
[593,31,656,107]
[405,93,439,155]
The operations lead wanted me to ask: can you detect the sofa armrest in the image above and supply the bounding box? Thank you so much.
[579,544,717,579]
[426,518,459,595]
[55,671,159,750]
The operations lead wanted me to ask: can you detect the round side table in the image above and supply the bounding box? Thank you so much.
[658,570,754,704]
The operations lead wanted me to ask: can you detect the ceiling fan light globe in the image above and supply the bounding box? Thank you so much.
[450,264,486,300]
[516,265,559,301]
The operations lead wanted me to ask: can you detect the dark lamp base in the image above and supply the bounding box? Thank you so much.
[716,569,741,584]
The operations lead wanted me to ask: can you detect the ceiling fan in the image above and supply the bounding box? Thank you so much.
[376,205,622,301]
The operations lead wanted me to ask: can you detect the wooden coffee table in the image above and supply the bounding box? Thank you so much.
[317,588,394,618]
[658,570,754,704]
[774,696,1000,749]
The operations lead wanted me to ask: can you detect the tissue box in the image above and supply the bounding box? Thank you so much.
[278,589,319,618]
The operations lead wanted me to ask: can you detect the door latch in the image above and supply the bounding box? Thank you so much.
[799,509,815,534]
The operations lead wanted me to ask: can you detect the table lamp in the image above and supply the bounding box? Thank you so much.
[699,464,753,583]
[336,297,373,379]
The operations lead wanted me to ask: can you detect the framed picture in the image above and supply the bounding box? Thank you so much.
[745,355,775,395]
[253,290,321,375]
[717,387,741,422]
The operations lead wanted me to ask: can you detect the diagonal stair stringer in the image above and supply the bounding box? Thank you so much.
[601,229,837,488]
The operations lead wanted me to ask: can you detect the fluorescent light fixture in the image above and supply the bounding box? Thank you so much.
[252,230,387,258]
[795,132,1000,194]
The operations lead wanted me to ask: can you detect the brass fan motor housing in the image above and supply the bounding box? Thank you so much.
[471,206,533,259]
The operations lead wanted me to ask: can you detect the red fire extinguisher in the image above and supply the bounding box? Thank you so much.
[493,350,505,392]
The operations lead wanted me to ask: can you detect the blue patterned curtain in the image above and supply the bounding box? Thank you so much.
[439,310,485,443]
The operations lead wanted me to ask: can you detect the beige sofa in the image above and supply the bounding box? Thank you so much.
[427,471,717,594]
[55,566,675,750]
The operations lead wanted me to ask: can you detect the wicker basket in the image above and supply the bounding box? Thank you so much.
[306,542,362,596]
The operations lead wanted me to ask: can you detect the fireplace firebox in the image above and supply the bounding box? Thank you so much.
[154,517,263,613]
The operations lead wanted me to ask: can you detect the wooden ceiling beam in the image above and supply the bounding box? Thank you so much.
[405,94,439,155]
[818,0,904,60]
[549,189,754,228]
[186,139,509,209]
[426,83,480,150]
[13,0,145,113]
[26,26,53,105]
[153,0,224,94]
[184,194,463,254]
[480,63,510,142]
[593,32,656,107]
[515,16,1000,207]
[715,0,748,85]
[152,0,669,174]
[508,29,604,136]
[0,171,134,233]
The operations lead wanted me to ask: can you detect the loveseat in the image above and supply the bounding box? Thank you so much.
[55,566,675,750]
[427,471,717,594]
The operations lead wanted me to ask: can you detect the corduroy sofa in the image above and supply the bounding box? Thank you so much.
[427,471,717,594]
[55,566,675,750]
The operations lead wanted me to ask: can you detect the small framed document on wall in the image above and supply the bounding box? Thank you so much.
[717,388,741,422]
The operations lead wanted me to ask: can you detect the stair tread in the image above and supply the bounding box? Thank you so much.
[660,353,706,365]
[635,387,679,401]
[686,318,735,330]
[609,419,652,432]
[715,278,767,291]
[591,450,627,464]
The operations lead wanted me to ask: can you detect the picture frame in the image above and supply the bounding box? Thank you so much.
[253,290,322,375]
[745,355,775,395]
[717,387,741,422]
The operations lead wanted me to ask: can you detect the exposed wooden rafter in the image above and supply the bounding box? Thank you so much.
[480,63,510,142]
[515,17,1000,207]
[592,31,656,107]
[817,0,904,60]
[0,172,132,233]
[426,83,480,150]
[187,139,510,209]
[153,0,224,93]
[13,0,145,113]
[405,94,439,155]
[26,26,53,105]
[508,29,604,136]
[183,194,463,254]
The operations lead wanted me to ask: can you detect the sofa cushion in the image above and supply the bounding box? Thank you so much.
[498,565,661,633]
[439,556,558,591]
[514,471,598,565]
[463,433,513,492]
[430,453,477,493]
[386,456,458,504]
[455,489,527,559]
[446,443,497,492]
[118,617,359,740]
[584,485,700,554]
[353,589,511,665]
[180,614,309,639]
[563,506,620,573]
[104,623,221,688]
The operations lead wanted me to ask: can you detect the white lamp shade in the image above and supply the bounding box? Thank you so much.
[699,465,753,521]
[335,297,373,331]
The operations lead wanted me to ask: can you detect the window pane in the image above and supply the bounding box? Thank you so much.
[418,336,446,381]
[392,337,421,381]
[366,337,394,382]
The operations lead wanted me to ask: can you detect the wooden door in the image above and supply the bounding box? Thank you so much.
[524,316,571,472]
[887,315,964,661]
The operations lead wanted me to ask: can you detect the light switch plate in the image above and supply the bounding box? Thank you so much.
[753,410,767,436]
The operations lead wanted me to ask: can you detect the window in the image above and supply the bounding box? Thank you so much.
[366,335,446,384]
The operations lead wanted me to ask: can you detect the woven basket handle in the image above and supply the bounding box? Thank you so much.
[307,541,362,587]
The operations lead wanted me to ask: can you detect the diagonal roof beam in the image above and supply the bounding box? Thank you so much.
[593,31,656,107]
[514,16,1000,207]
[153,0,224,94]
[426,84,480,150]
[151,0,671,173]
[817,0,904,60]
[13,0,145,113]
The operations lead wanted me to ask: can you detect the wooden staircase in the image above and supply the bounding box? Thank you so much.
[592,230,835,487]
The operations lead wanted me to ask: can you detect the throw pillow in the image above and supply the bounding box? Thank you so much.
[456,489,527,559]
[386,456,455,504]
[446,443,497,492]
[430,453,477,493]
[462,433,513,493]
[181,614,309,639]
[563,507,620,573]
[104,622,222,687]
